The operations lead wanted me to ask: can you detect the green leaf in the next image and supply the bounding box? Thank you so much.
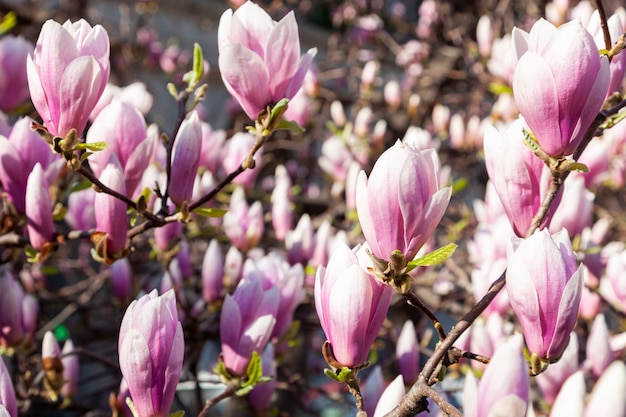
[243,351,263,387]
[452,177,468,193]
[75,141,108,151]
[192,207,227,218]
[169,411,185,417]
[167,83,178,99]
[567,162,589,173]
[25,246,37,262]
[0,12,17,35]
[69,180,92,193]
[323,368,342,382]
[270,98,289,121]
[405,243,458,273]
[52,206,67,222]
[275,119,304,134]
[488,81,512,95]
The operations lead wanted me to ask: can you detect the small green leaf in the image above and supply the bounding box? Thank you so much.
[169,411,185,417]
[0,12,17,35]
[269,98,289,121]
[567,162,589,173]
[235,384,255,396]
[192,207,227,218]
[325,121,343,137]
[405,243,458,273]
[75,141,108,151]
[243,351,263,387]
[167,83,178,99]
[323,368,341,382]
[452,177,468,193]
[25,246,37,261]
[69,180,92,193]
[276,119,304,133]
[488,81,512,95]
[52,206,67,222]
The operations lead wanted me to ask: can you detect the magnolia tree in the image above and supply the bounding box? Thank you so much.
[0,0,626,416]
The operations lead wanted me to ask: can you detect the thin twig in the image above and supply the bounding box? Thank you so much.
[593,0,612,52]
[403,290,447,340]
[197,380,239,417]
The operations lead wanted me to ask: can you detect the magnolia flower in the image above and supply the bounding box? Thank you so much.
[506,229,583,362]
[87,98,154,197]
[94,157,127,256]
[220,277,278,376]
[314,243,393,368]
[512,18,609,156]
[169,111,202,205]
[0,35,34,112]
[356,140,451,265]
[27,19,110,137]
[218,1,316,120]
[463,334,529,417]
[118,290,184,417]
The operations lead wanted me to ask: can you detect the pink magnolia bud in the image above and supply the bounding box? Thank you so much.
[361,60,379,87]
[198,123,226,175]
[218,1,316,120]
[283,87,311,127]
[0,117,61,214]
[224,245,244,290]
[602,249,626,313]
[247,343,276,411]
[476,15,493,57]
[0,357,17,417]
[169,111,202,205]
[201,239,224,305]
[464,334,529,417]
[550,370,585,417]
[329,100,346,128]
[0,35,34,112]
[270,165,292,241]
[220,278,278,376]
[535,332,579,404]
[27,19,110,137]
[314,243,393,368]
[87,98,153,196]
[362,366,385,417]
[65,188,96,231]
[513,19,610,156]
[243,252,304,340]
[549,174,594,237]
[431,103,450,134]
[356,140,451,264]
[483,119,558,236]
[0,273,38,348]
[396,320,419,384]
[25,163,55,250]
[585,313,613,379]
[60,339,79,399]
[118,290,184,417]
[373,375,404,417]
[588,11,626,97]
[223,187,264,251]
[221,132,262,188]
[285,214,315,265]
[89,81,153,121]
[506,229,583,361]
[111,258,132,300]
[584,361,626,417]
[94,158,128,255]
[448,113,465,149]
[384,80,402,109]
